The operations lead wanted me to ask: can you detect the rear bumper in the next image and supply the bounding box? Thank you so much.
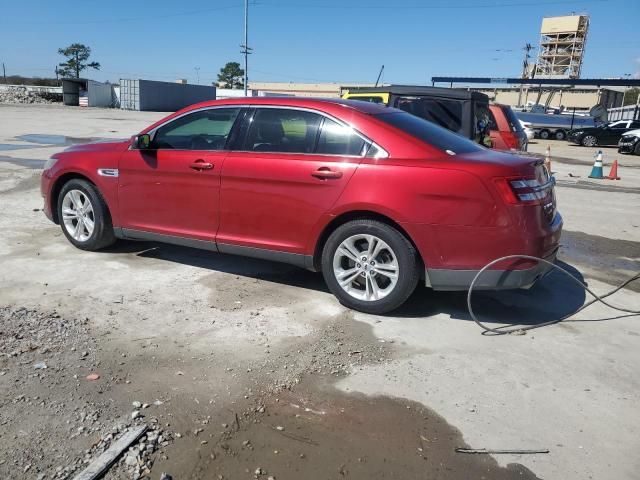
[426,248,558,291]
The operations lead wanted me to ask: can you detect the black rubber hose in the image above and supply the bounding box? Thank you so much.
[467,254,640,335]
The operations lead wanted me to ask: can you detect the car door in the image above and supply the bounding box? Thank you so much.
[118,107,241,242]
[602,121,629,145]
[217,107,366,255]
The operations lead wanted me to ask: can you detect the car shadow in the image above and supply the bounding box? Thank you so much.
[104,241,591,326]
[103,240,330,293]
[394,261,589,328]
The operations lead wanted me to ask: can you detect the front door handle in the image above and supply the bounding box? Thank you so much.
[312,167,343,180]
[190,160,214,171]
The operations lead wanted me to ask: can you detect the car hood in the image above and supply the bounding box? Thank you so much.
[621,128,640,137]
[60,138,130,153]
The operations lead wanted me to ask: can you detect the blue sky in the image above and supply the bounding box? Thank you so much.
[0,0,638,85]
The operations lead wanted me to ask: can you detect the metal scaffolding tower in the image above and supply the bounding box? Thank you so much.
[534,15,589,79]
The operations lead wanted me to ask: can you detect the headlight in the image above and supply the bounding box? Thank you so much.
[43,157,59,170]
[573,130,583,135]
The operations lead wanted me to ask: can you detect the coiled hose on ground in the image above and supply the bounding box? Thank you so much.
[467,254,640,335]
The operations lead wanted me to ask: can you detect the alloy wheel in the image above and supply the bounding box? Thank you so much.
[61,189,95,242]
[583,135,597,147]
[332,234,399,301]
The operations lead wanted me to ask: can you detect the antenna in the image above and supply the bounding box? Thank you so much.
[375,65,384,87]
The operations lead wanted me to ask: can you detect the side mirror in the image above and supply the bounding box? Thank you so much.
[132,134,151,150]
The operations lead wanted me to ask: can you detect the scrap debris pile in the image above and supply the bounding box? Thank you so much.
[0,86,62,104]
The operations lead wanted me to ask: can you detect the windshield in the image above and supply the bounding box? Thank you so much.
[375,112,483,155]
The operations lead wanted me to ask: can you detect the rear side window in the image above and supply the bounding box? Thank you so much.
[394,96,463,134]
[474,103,495,141]
[243,108,321,153]
[376,112,483,155]
[501,106,524,132]
[316,118,367,156]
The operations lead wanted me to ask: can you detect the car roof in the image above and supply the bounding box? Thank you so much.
[346,85,489,101]
[185,97,394,115]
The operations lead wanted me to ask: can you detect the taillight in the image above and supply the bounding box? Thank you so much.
[494,177,555,205]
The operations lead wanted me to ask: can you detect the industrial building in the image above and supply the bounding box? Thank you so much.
[470,86,624,112]
[534,15,590,79]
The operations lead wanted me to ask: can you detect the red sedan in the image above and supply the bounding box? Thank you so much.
[41,98,562,314]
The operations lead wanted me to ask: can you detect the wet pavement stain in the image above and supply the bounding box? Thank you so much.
[0,155,45,169]
[0,143,40,151]
[193,379,542,480]
[15,134,106,145]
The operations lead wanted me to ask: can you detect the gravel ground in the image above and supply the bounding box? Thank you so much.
[0,104,639,479]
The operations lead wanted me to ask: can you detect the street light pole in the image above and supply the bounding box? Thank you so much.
[243,0,248,96]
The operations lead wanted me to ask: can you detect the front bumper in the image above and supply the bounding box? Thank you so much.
[618,140,637,154]
[567,133,582,144]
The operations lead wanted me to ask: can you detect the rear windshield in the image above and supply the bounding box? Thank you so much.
[394,96,463,134]
[375,112,483,154]
[502,106,524,133]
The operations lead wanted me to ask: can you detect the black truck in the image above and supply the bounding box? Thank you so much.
[342,85,492,142]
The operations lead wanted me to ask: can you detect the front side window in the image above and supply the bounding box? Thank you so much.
[317,118,367,156]
[152,108,240,150]
[243,108,322,153]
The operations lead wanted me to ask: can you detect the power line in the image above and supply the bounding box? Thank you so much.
[1,4,246,25]
[257,0,608,9]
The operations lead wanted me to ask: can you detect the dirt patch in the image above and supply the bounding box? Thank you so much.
[192,378,541,480]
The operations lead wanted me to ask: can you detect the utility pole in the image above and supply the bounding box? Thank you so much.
[194,66,201,85]
[518,43,533,108]
[240,0,253,96]
[2,62,6,84]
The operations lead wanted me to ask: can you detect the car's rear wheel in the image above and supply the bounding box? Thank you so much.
[321,220,419,314]
[581,135,597,147]
[538,129,550,140]
[57,179,116,251]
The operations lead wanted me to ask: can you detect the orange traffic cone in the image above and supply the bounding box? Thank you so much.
[606,160,621,180]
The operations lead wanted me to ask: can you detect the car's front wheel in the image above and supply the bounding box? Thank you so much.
[581,135,597,147]
[634,142,640,156]
[57,178,116,251]
[321,220,420,314]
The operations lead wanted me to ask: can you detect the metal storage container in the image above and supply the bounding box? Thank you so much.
[119,79,216,112]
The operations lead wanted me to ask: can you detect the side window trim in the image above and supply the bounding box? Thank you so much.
[147,106,243,151]
[226,108,253,151]
[229,105,387,159]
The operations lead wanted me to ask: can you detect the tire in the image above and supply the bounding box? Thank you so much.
[57,178,116,251]
[538,129,551,140]
[554,130,566,141]
[581,135,597,147]
[635,142,640,156]
[321,219,420,314]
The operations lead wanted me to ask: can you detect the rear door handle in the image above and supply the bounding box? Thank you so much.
[190,160,214,171]
[312,167,343,180]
